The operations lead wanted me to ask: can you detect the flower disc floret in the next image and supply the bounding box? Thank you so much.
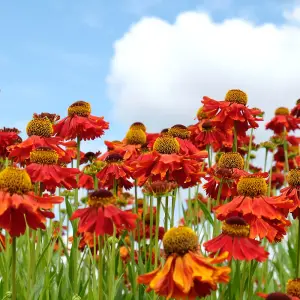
[168,124,190,139]
[153,136,180,154]
[104,153,124,163]
[88,189,116,207]
[275,107,290,116]
[130,122,146,132]
[197,106,207,120]
[163,226,198,256]
[26,116,53,137]
[125,129,146,145]
[287,278,300,297]
[222,217,250,237]
[266,293,290,300]
[0,167,32,194]
[225,89,248,105]
[287,169,300,187]
[68,101,91,117]
[30,147,58,164]
[218,152,244,170]
[237,175,267,197]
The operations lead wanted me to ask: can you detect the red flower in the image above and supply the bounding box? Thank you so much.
[266,107,299,134]
[189,120,230,151]
[276,169,300,219]
[291,99,300,118]
[26,147,80,193]
[0,128,21,158]
[54,101,109,141]
[0,167,63,237]
[97,152,133,190]
[204,216,268,261]
[202,90,263,136]
[215,174,292,242]
[70,189,138,236]
[78,172,94,190]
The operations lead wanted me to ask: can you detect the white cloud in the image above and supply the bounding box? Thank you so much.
[107,11,300,143]
[284,6,300,23]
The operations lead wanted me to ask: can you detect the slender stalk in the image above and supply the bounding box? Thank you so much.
[134,180,138,213]
[245,128,253,171]
[268,153,274,197]
[233,122,238,152]
[206,145,212,167]
[263,148,268,172]
[98,236,103,300]
[213,182,223,236]
[154,197,161,268]
[148,196,154,266]
[11,237,17,300]
[296,219,300,278]
[283,128,289,181]
[164,196,169,231]
[170,190,176,228]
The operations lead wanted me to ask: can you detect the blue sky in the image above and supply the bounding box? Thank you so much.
[0,0,298,151]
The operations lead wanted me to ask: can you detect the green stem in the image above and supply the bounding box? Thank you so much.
[12,237,16,300]
[245,128,253,171]
[154,197,161,268]
[98,236,103,300]
[108,228,116,300]
[149,196,154,267]
[164,196,169,232]
[263,148,268,172]
[134,180,138,213]
[233,122,238,152]
[206,145,212,167]
[94,175,98,190]
[283,128,289,180]
[268,153,274,197]
[170,190,176,228]
[296,219,300,278]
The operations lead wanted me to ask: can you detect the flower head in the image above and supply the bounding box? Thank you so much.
[26,115,53,137]
[225,89,248,105]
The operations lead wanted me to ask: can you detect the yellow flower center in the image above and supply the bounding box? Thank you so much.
[130,122,146,132]
[68,101,91,117]
[0,167,32,194]
[225,89,248,105]
[266,292,291,300]
[30,147,58,164]
[104,153,124,163]
[287,278,300,297]
[197,106,207,121]
[237,176,268,197]
[287,169,300,188]
[88,189,116,208]
[26,116,53,137]
[163,226,198,256]
[260,141,275,151]
[168,124,190,140]
[153,136,180,154]
[275,107,290,116]
[222,217,250,237]
[218,152,244,170]
[125,129,147,145]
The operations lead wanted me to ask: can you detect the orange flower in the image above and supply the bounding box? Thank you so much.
[0,127,21,158]
[97,152,133,190]
[26,147,80,193]
[204,216,269,261]
[137,226,230,300]
[70,189,138,236]
[215,174,292,242]
[204,152,247,202]
[131,135,205,188]
[202,90,263,136]
[276,169,300,219]
[54,101,109,141]
[8,114,67,163]
[0,167,63,237]
[266,107,299,135]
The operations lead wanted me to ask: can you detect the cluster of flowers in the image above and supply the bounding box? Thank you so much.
[0,92,299,299]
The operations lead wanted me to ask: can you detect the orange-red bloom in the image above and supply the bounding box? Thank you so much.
[54,101,109,141]
[202,91,263,136]
[97,152,133,190]
[131,135,206,188]
[0,167,63,236]
[137,227,230,300]
[276,169,300,219]
[215,174,292,242]
[70,189,138,236]
[26,147,80,193]
[204,216,268,261]
[266,107,299,135]
[0,128,21,158]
